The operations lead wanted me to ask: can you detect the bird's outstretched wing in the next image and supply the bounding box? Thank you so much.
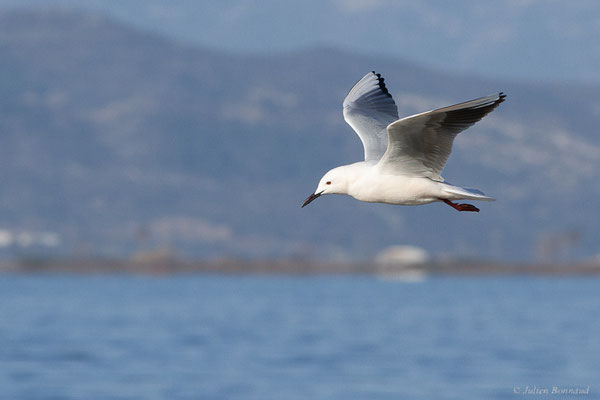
[343,71,399,162]
[377,93,506,181]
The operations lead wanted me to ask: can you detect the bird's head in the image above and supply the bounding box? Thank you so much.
[301,167,349,208]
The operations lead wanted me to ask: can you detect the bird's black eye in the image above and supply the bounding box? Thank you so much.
[326,181,331,185]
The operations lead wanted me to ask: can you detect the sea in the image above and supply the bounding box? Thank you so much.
[0,275,598,400]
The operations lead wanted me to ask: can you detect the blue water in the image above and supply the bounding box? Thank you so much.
[1,275,598,400]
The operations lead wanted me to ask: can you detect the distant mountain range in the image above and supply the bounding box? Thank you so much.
[1,8,599,262]
[1,0,599,84]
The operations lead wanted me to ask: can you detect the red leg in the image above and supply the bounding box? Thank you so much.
[443,199,479,212]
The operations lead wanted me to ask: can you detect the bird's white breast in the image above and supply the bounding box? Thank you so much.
[347,165,442,205]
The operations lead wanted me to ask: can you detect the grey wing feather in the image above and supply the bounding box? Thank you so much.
[343,72,399,162]
[378,92,506,180]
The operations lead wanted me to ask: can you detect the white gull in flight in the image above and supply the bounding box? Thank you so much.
[302,71,506,212]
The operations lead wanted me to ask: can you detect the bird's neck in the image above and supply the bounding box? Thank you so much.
[337,162,372,196]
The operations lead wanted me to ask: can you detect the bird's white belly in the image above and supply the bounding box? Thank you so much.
[349,175,442,205]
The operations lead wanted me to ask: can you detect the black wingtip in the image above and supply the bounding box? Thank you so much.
[496,92,506,105]
[371,71,391,97]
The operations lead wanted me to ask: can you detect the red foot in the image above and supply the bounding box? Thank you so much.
[443,199,479,212]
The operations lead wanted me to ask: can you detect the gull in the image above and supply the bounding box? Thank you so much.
[302,71,506,212]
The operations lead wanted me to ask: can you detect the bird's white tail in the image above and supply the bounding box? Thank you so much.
[442,185,495,201]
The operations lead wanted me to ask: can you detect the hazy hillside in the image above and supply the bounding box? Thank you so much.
[1,1,599,84]
[1,8,599,261]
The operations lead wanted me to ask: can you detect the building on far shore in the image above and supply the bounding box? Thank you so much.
[375,245,429,280]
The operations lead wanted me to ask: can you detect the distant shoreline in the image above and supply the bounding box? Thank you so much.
[2,256,599,276]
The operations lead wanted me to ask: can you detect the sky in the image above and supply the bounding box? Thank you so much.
[0,0,599,84]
